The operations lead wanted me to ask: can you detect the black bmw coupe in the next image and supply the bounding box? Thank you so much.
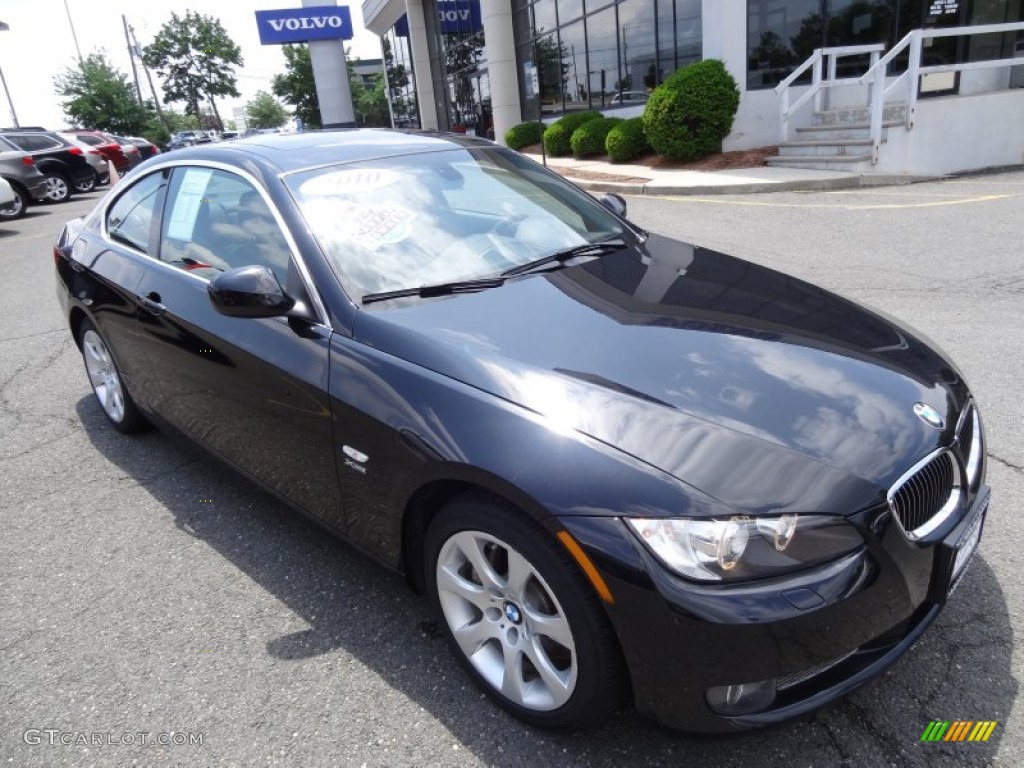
[54,130,989,733]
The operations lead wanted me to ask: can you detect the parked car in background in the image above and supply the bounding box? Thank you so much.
[0,129,94,203]
[0,143,48,220]
[64,130,134,173]
[109,135,142,169]
[123,136,160,160]
[54,130,990,734]
[168,131,213,151]
[219,130,239,141]
[609,90,649,105]
[58,133,110,192]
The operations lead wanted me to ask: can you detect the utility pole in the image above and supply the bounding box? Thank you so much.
[123,15,143,104]
[128,23,170,133]
[63,0,83,65]
[0,20,18,127]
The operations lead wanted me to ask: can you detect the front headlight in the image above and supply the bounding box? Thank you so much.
[625,514,863,583]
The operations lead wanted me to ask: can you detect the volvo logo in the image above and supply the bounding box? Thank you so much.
[503,601,523,625]
[914,402,945,429]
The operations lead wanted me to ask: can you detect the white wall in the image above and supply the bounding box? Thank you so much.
[881,90,1024,174]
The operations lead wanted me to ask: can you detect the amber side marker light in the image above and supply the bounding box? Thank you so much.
[557,531,615,605]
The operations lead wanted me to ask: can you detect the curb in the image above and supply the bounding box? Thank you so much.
[561,173,934,197]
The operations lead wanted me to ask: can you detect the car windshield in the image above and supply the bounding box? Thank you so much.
[287,146,629,298]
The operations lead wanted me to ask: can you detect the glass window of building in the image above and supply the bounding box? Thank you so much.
[431,1,490,135]
[513,1,702,118]
[382,16,420,129]
[747,0,1024,90]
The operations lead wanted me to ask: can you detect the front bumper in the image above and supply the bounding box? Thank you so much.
[559,485,990,733]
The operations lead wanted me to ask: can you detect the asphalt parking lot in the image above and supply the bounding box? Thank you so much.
[2,171,1022,767]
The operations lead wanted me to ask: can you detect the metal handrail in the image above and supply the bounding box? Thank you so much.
[859,21,1024,165]
[775,44,884,142]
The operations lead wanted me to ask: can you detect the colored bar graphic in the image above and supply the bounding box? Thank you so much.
[921,720,997,742]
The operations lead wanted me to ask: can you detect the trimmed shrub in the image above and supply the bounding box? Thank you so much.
[505,121,544,151]
[642,59,740,161]
[542,110,602,156]
[605,117,651,163]
[570,117,623,158]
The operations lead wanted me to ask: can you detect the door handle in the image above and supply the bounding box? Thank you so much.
[139,292,166,316]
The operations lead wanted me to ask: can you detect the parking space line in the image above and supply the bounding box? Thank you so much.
[640,193,1012,210]
[0,232,52,244]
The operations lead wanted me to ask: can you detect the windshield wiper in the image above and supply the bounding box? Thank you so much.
[500,238,628,278]
[362,276,506,305]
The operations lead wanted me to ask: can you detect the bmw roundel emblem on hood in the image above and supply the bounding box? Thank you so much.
[913,402,945,429]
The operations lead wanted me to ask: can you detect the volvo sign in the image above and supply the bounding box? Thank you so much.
[255,6,354,45]
[437,0,482,34]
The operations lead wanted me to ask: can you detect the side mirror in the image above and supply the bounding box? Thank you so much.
[208,265,295,318]
[600,192,627,218]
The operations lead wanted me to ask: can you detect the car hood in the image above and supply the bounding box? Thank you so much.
[353,235,970,516]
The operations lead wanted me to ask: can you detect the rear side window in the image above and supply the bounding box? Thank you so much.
[106,172,164,255]
[75,134,103,146]
[5,134,62,152]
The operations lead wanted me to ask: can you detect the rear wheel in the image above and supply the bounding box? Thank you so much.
[43,173,71,203]
[424,494,625,730]
[79,319,148,433]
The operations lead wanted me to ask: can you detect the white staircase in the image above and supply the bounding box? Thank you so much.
[768,104,905,171]
[770,22,1024,175]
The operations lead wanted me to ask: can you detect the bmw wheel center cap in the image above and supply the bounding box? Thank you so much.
[504,601,523,625]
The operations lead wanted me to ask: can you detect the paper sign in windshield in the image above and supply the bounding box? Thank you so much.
[353,206,413,249]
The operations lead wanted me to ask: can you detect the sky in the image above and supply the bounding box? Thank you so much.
[0,0,383,129]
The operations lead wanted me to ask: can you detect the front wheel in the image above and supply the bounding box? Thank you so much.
[424,494,625,730]
[79,319,148,433]
[0,183,27,220]
[74,173,96,193]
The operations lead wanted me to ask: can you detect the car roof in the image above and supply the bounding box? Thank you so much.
[162,129,496,174]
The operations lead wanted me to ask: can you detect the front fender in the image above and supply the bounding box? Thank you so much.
[327,334,730,567]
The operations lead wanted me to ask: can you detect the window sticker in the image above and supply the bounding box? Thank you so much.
[166,168,214,241]
[351,205,414,250]
[299,168,401,197]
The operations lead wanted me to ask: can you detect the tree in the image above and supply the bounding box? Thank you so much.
[142,11,242,131]
[54,53,152,134]
[272,44,321,129]
[246,91,289,130]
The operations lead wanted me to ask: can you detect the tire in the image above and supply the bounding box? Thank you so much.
[424,493,625,730]
[43,172,72,203]
[74,173,96,193]
[79,319,149,433]
[0,182,27,220]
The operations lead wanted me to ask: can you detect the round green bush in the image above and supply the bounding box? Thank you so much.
[504,121,544,151]
[542,110,602,156]
[569,117,623,158]
[642,59,740,161]
[605,117,651,163]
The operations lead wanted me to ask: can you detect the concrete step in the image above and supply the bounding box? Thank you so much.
[798,120,902,131]
[766,154,873,171]
[780,139,874,147]
[814,103,906,125]
[777,138,877,159]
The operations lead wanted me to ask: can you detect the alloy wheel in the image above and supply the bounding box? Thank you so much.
[44,174,70,202]
[435,530,577,711]
[82,329,126,423]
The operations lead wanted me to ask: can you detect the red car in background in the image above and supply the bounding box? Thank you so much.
[64,130,133,172]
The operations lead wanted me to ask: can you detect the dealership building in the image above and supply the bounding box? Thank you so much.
[361,0,1024,158]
